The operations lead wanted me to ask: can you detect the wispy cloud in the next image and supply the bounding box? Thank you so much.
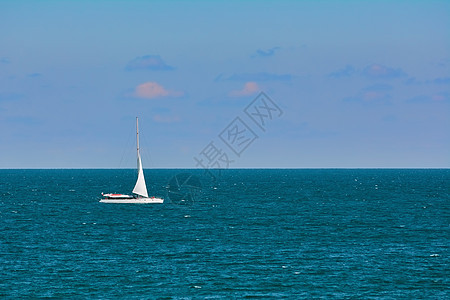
[251,47,280,58]
[407,92,450,103]
[328,65,355,78]
[362,63,406,79]
[433,77,450,85]
[435,58,450,68]
[125,55,174,71]
[28,73,42,78]
[405,76,450,85]
[344,92,391,105]
[329,64,407,80]
[404,77,421,85]
[229,82,260,97]
[222,72,293,82]
[132,82,183,99]
[344,84,392,105]
[0,93,24,102]
[363,83,393,91]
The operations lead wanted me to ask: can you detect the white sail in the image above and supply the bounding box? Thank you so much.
[131,117,148,198]
[132,152,148,197]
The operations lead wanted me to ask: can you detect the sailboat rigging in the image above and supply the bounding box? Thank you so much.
[100,117,164,204]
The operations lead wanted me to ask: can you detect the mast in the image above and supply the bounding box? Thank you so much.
[136,117,140,163]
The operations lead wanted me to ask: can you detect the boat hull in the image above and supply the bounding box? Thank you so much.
[99,197,164,204]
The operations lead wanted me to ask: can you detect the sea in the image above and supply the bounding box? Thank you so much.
[0,169,448,299]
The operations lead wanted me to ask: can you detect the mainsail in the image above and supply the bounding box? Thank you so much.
[132,153,148,197]
[131,117,149,198]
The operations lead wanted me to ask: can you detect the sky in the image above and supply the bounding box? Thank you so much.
[0,0,449,168]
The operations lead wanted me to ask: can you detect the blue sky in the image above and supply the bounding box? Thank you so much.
[0,0,449,168]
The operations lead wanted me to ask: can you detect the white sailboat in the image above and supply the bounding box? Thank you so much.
[100,117,164,204]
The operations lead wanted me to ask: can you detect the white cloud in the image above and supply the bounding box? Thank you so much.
[229,82,260,97]
[133,82,183,99]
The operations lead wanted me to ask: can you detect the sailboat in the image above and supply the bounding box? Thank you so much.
[100,117,164,204]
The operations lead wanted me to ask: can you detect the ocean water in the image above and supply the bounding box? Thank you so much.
[0,169,448,298]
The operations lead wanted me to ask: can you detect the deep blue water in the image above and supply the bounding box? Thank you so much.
[0,169,448,298]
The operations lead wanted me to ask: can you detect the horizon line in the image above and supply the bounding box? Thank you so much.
[0,167,448,170]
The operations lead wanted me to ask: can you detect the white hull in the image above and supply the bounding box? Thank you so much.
[100,197,164,204]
